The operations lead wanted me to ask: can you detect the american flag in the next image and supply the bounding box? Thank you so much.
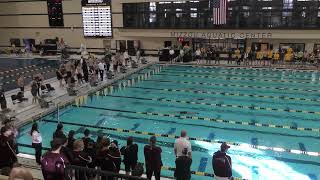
[212,0,227,25]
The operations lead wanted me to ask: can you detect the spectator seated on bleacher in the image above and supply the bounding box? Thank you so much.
[11,92,28,104]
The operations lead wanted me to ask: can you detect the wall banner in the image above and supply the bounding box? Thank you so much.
[170,32,272,39]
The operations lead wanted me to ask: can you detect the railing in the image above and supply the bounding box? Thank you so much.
[64,165,148,180]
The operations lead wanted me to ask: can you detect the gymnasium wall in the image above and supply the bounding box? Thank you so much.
[0,0,320,52]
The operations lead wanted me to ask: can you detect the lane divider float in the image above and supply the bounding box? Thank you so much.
[157,72,320,85]
[190,65,316,73]
[99,94,320,118]
[145,79,320,93]
[130,86,320,103]
[75,104,320,134]
[163,69,314,79]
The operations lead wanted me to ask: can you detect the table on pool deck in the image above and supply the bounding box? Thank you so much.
[1,55,159,127]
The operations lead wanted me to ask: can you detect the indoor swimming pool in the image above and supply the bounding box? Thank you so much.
[17,64,320,180]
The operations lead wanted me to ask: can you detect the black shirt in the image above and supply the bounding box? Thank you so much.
[120,144,138,165]
[66,137,75,150]
[144,145,162,170]
[96,149,116,172]
[61,146,73,163]
[0,91,5,101]
[175,156,192,180]
[0,135,17,168]
[212,151,232,177]
[71,151,92,180]
[71,151,91,167]
[52,130,65,139]
[82,137,94,151]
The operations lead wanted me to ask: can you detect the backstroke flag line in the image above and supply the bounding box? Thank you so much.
[212,0,227,25]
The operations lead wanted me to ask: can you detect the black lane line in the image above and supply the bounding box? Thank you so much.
[40,119,320,166]
[166,64,316,73]
[122,85,320,107]
[70,105,320,140]
[151,72,320,87]
[143,79,320,95]
[162,69,312,81]
[128,86,320,103]
[100,94,320,122]
[113,113,320,140]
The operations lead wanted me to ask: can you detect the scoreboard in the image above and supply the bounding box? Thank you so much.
[81,0,112,37]
[47,0,64,27]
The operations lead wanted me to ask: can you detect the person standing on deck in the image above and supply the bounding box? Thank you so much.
[195,49,201,64]
[124,50,130,66]
[30,123,42,165]
[174,130,192,158]
[120,136,138,175]
[144,136,162,180]
[212,142,232,180]
[169,48,175,63]
[16,75,25,93]
[98,61,105,81]
[175,148,192,180]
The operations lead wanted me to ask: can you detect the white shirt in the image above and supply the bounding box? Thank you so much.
[98,62,105,70]
[124,52,129,59]
[32,131,42,144]
[196,50,201,56]
[180,49,184,55]
[174,137,192,157]
[169,49,175,55]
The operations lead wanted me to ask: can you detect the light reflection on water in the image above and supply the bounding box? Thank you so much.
[194,141,311,180]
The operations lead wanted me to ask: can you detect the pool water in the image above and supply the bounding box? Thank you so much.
[17,65,320,180]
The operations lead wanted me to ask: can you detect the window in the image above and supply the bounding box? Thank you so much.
[47,0,64,27]
[262,7,272,10]
[123,0,320,29]
[149,2,156,11]
[176,8,182,18]
[283,0,293,9]
[149,2,157,23]
[190,8,197,18]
